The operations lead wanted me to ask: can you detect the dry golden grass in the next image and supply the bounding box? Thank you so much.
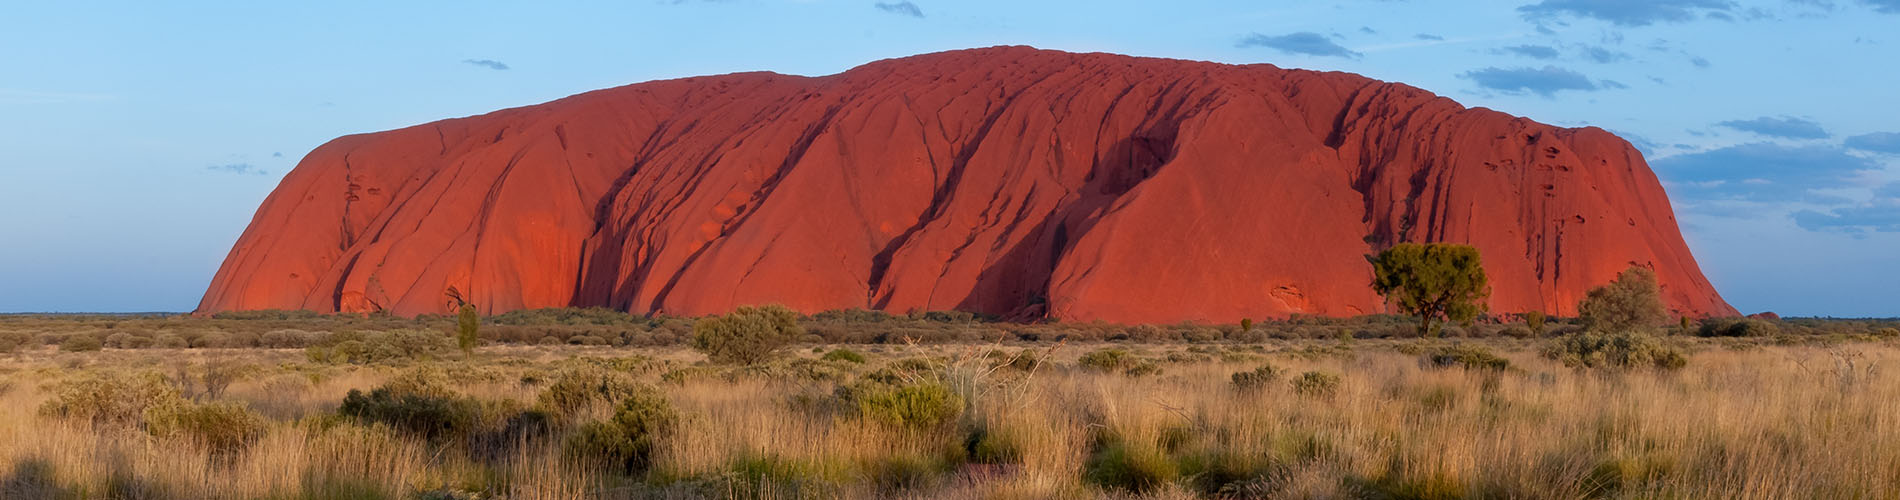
[0,337,1895,499]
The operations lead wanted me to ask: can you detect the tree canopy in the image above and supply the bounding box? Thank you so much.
[1368,243,1491,337]
[1578,266,1671,334]
[690,305,805,365]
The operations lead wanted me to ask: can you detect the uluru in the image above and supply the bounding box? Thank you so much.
[198,46,1734,323]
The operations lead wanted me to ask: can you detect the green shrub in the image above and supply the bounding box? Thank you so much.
[260,329,322,348]
[1290,371,1342,399]
[456,304,480,357]
[820,348,867,364]
[1230,364,1283,391]
[306,330,452,364]
[660,366,716,385]
[146,401,269,453]
[716,454,841,499]
[38,372,184,427]
[1523,310,1547,333]
[338,370,480,440]
[1177,448,1278,495]
[1695,318,1779,338]
[536,366,640,421]
[564,387,677,474]
[1078,348,1134,372]
[1542,331,1687,370]
[781,358,852,382]
[1122,360,1162,377]
[1421,344,1512,371]
[691,305,804,365]
[1083,440,1179,493]
[60,334,103,352]
[1578,267,1669,333]
[840,380,963,430]
[964,423,1025,465]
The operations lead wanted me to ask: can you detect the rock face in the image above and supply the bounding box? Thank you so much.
[199,47,1735,323]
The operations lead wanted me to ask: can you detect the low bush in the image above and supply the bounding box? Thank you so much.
[60,334,103,352]
[1230,364,1283,391]
[1542,331,1687,370]
[1122,360,1163,377]
[715,454,842,499]
[145,401,270,453]
[838,379,963,430]
[260,329,324,348]
[964,423,1025,465]
[154,334,188,349]
[0,330,32,354]
[1696,318,1780,338]
[691,305,804,365]
[338,369,483,440]
[564,386,677,474]
[1421,344,1512,371]
[306,330,453,364]
[1291,371,1342,399]
[1523,310,1547,333]
[104,332,153,349]
[171,359,248,401]
[1077,348,1136,373]
[38,371,184,427]
[537,366,640,421]
[1083,439,1178,493]
[1176,447,1279,496]
[820,348,867,364]
[780,358,853,382]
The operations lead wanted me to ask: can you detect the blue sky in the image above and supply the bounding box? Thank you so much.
[1,0,1895,316]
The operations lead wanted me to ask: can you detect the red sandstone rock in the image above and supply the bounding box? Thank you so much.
[198,47,1736,323]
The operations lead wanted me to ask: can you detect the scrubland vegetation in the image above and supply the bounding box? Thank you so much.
[0,261,1890,498]
[0,304,1896,499]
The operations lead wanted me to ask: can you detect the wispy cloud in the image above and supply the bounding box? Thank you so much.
[207,163,267,176]
[1796,203,1900,233]
[1579,45,1631,63]
[462,59,510,71]
[1519,0,1736,26]
[1845,132,1900,153]
[874,1,924,18]
[1497,44,1560,59]
[1716,116,1830,139]
[1796,182,1900,233]
[1652,143,1879,202]
[1237,32,1361,59]
[1460,66,1599,97]
[1353,32,1526,54]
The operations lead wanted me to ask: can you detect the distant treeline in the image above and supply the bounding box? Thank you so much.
[0,307,1895,352]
